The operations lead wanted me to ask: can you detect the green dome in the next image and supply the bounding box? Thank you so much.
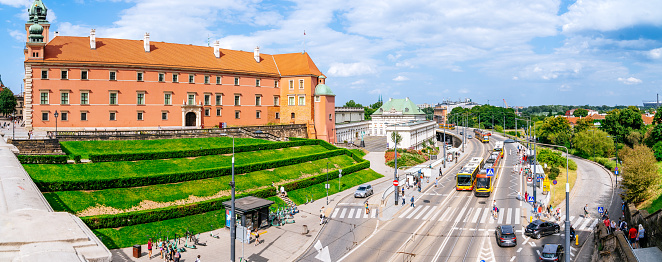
[314,84,335,96]
[29,24,43,34]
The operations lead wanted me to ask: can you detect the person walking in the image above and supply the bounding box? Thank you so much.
[410,196,415,208]
[439,168,443,177]
[628,226,638,248]
[195,255,201,262]
[524,191,529,202]
[434,179,438,187]
[365,202,370,214]
[638,224,645,248]
[402,186,405,196]
[610,220,617,233]
[320,207,325,225]
[603,218,611,234]
[584,204,591,218]
[402,195,406,205]
[147,238,153,259]
[254,231,260,246]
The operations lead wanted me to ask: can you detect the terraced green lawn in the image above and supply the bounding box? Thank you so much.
[45,155,356,214]
[288,169,383,205]
[26,145,329,182]
[62,137,274,159]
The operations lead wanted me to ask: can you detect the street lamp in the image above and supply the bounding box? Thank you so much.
[326,162,329,205]
[54,110,59,139]
[517,137,571,262]
[394,129,399,205]
[220,133,236,262]
[12,110,16,140]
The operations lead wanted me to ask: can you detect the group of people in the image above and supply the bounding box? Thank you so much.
[602,215,646,249]
[146,238,191,262]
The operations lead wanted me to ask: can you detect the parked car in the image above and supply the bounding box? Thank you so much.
[525,220,560,239]
[540,244,564,261]
[495,225,517,247]
[354,184,373,198]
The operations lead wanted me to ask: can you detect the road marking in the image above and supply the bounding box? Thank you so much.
[371,208,377,218]
[455,207,467,222]
[514,208,520,225]
[480,208,490,223]
[463,208,473,222]
[407,206,423,219]
[505,208,512,224]
[422,205,437,220]
[569,216,575,224]
[399,206,414,218]
[439,207,455,221]
[497,208,505,224]
[339,208,347,219]
[536,250,541,257]
[331,208,340,218]
[517,247,522,252]
[347,208,354,219]
[471,207,482,223]
[430,208,443,221]
[529,242,536,246]
[590,218,599,229]
[510,256,516,261]
[356,208,363,218]
[573,217,584,228]
[414,206,431,220]
[363,209,370,218]
[579,218,592,230]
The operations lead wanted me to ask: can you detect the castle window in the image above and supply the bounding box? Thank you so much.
[109,112,116,121]
[329,114,332,120]
[80,92,89,105]
[288,96,295,106]
[273,96,279,106]
[215,94,222,105]
[216,76,221,84]
[204,94,211,105]
[109,92,118,105]
[42,112,48,121]
[81,112,88,121]
[205,108,210,116]
[256,79,261,87]
[81,70,88,80]
[158,73,165,82]
[164,93,172,105]
[189,74,195,83]
[289,80,294,90]
[291,112,295,119]
[137,72,144,81]
[137,111,144,121]
[235,110,240,119]
[188,94,195,105]
[204,75,210,84]
[255,95,261,106]
[61,112,68,121]
[234,77,240,86]
[298,95,305,106]
[299,79,304,89]
[61,70,68,80]
[172,74,179,83]
[234,95,240,106]
[256,110,261,119]
[162,112,168,120]
[41,70,48,79]
[315,96,320,102]
[216,108,222,116]
[60,92,69,105]
[40,92,49,105]
[137,92,145,105]
[274,80,278,88]
[109,71,116,81]
[275,112,280,119]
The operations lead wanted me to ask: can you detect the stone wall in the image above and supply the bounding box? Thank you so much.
[8,138,64,155]
[590,223,638,262]
[52,124,308,142]
[624,203,662,249]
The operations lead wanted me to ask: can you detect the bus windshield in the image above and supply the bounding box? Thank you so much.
[476,177,490,189]
[457,175,472,186]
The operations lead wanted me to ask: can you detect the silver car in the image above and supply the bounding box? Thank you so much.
[354,184,373,198]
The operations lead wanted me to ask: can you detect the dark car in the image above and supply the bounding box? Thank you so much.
[540,244,564,261]
[503,139,515,143]
[354,184,373,198]
[495,225,517,247]
[525,220,560,239]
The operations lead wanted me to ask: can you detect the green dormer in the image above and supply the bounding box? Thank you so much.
[28,0,48,24]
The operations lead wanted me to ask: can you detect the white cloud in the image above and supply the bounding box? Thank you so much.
[512,76,519,80]
[458,88,469,94]
[649,48,662,59]
[8,29,22,41]
[562,0,662,33]
[351,79,365,85]
[393,75,408,81]
[0,0,31,8]
[327,62,377,77]
[559,84,571,91]
[617,77,642,85]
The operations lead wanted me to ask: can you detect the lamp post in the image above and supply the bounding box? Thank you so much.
[326,162,329,205]
[394,129,399,205]
[54,110,59,139]
[12,110,16,140]
[526,141,571,262]
[220,133,236,262]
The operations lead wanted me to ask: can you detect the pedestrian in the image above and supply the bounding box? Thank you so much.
[434,179,438,187]
[584,204,590,218]
[604,218,611,234]
[255,231,260,246]
[525,191,529,202]
[402,186,405,196]
[148,238,153,259]
[365,202,370,214]
[320,207,325,225]
[628,226,638,248]
[638,224,645,248]
[410,196,415,207]
[195,255,201,262]
[402,195,405,205]
[620,218,628,231]
[174,250,181,262]
[280,186,285,197]
[439,168,442,177]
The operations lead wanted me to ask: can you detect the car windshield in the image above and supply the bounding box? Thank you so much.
[501,226,514,234]
[542,253,556,258]
[476,177,490,188]
[457,175,472,186]
[357,186,366,191]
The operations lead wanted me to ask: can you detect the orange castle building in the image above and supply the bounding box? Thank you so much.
[22,0,336,142]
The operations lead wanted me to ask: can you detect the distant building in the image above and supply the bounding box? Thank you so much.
[15,93,24,120]
[335,107,364,123]
[565,108,599,116]
[334,107,369,143]
[433,98,480,124]
[417,103,433,109]
[386,120,437,150]
[370,97,427,136]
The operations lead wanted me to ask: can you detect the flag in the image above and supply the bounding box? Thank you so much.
[304,30,306,35]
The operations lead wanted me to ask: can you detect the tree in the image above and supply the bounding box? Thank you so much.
[572,129,614,158]
[391,132,402,147]
[343,100,363,108]
[574,117,593,133]
[0,88,17,117]
[620,145,660,203]
[422,107,434,120]
[654,109,662,125]
[573,108,589,117]
[601,108,644,145]
[645,124,662,147]
[538,116,571,146]
[652,141,662,161]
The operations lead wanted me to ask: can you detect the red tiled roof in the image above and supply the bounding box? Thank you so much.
[37,36,322,77]
[643,115,654,125]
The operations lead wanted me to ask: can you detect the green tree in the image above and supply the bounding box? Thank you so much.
[573,108,589,117]
[572,129,614,158]
[574,117,594,133]
[370,101,383,109]
[0,88,17,117]
[601,108,644,145]
[538,116,571,146]
[653,109,662,125]
[343,100,363,108]
[422,107,434,120]
[645,124,662,147]
[652,141,662,161]
[620,144,660,203]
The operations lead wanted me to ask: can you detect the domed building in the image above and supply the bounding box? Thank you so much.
[22,0,336,142]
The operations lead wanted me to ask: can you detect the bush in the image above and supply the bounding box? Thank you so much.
[652,141,662,161]
[81,159,370,229]
[73,155,81,163]
[89,140,317,162]
[17,155,68,164]
[548,166,560,180]
[36,149,348,191]
[537,148,577,170]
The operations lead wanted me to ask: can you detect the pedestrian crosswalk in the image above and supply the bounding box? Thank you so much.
[331,207,377,219]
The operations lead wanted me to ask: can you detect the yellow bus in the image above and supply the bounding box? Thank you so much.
[439,123,456,130]
[474,169,491,197]
[473,129,490,143]
[456,157,484,191]
[493,141,504,157]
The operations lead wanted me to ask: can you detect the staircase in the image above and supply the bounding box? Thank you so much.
[306,121,317,139]
[278,194,297,209]
[9,139,65,155]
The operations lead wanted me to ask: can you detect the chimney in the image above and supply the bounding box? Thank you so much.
[143,32,150,52]
[89,29,96,49]
[405,97,409,101]
[254,46,260,63]
[54,31,59,37]
[213,40,220,58]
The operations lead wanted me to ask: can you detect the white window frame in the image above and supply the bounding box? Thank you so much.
[61,69,68,80]
[109,92,118,105]
[273,96,279,106]
[137,92,146,105]
[40,91,49,105]
[234,77,240,86]
[204,94,211,106]
[81,70,88,80]
[255,95,261,106]
[216,76,222,85]
[80,91,89,105]
[216,108,222,116]
[189,74,195,84]
[80,111,88,121]
[164,92,172,105]
[188,93,196,105]
[172,73,179,83]
[256,79,261,87]
[158,73,165,82]
[109,71,117,81]
[137,71,144,82]
[315,95,320,102]
[109,112,117,121]
[299,79,304,89]
[215,94,222,106]
[298,95,305,106]
[161,111,168,120]
[204,108,210,116]
[60,91,69,105]
[256,110,261,119]
[137,111,144,121]
[41,112,49,121]
[204,75,210,84]
[41,70,48,79]
[60,111,68,121]
[235,110,240,119]
[288,95,295,106]
[289,80,294,90]
[234,95,241,106]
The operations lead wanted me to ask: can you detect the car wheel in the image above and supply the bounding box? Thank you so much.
[535,232,541,239]
[555,228,559,234]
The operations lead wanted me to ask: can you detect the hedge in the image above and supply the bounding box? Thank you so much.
[81,159,370,229]
[89,139,318,162]
[17,155,68,164]
[36,149,347,191]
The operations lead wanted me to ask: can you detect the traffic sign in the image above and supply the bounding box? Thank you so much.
[553,179,557,185]
[527,196,534,203]
[325,184,330,189]
[615,167,618,171]
[598,206,604,214]
[393,180,399,186]
[486,168,495,177]
[615,171,619,175]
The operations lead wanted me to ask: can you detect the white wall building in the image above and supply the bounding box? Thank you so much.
[370,97,427,136]
[335,121,370,144]
[335,107,365,124]
[386,120,437,150]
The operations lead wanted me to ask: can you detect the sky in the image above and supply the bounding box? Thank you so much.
[1,0,662,108]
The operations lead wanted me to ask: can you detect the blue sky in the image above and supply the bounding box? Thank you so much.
[1,0,662,108]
